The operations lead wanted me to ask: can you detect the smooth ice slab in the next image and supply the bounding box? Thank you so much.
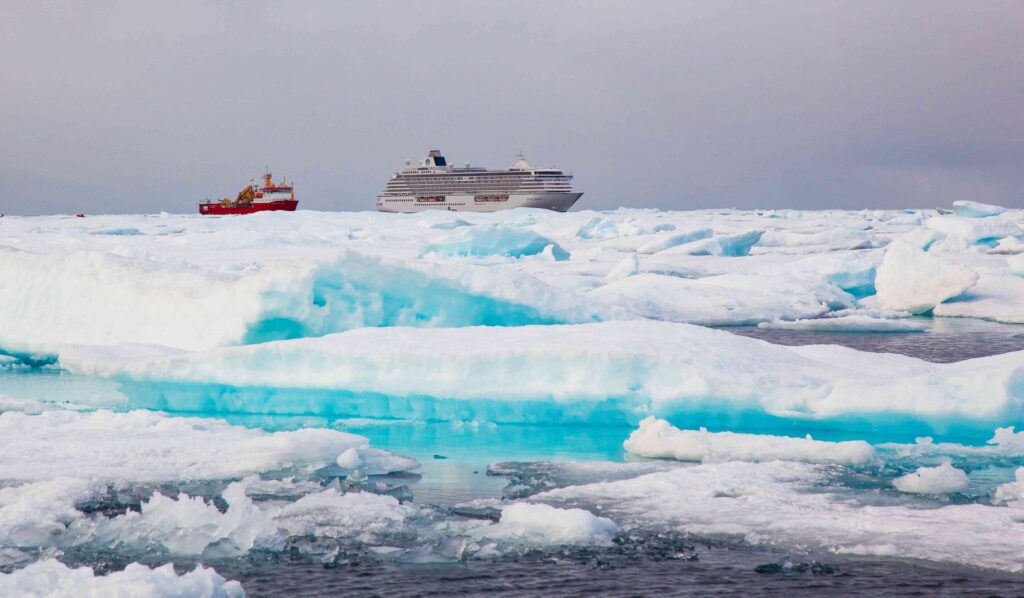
[952,200,1009,218]
[925,214,1021,243]
[424,224,569,260]
[635,228,712,254]
[757,315,927,333]
[590,273,852,325]
[60,321,1024,434]
[654,230,763,257]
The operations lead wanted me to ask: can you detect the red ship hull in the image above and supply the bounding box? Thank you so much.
[199,200,298,215]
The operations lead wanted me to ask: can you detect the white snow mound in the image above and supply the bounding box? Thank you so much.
[891,462,969,494]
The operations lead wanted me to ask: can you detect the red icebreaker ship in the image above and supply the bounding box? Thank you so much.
[199,171,298,215]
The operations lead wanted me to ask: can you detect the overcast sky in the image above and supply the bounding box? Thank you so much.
[1,1,1022,215]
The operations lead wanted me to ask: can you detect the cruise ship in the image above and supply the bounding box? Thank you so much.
[376,150,582,213]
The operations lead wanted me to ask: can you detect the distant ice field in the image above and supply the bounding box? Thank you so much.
[2,205,1024,594]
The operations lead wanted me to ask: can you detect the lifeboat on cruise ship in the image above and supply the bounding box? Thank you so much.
[199,171,298,215]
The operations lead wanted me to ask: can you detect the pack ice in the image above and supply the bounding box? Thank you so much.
[3,203,1024,582]
[1,203,1020,356]
[0,560,244,598]
[531,460,1024,572]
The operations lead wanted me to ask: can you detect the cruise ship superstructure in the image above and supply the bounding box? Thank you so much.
[377,150,582,213]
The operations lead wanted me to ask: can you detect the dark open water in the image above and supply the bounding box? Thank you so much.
[227,549,1024,597]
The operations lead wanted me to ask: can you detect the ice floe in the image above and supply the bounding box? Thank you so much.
[932,271,1024,324]
[891,462,969,494]
[635,228,712,254]
[534,460,1024,572]
[2,206,1023,355]
[878,427,1024,462]
[0,409,416,483]
[59,321,1024,433]
[0,409,418,553]
[473,502,617,545]
[623,417,877,466]
[0,247,597,355]
[655,230,763,257]
[952,200,1009,219]
[604,253,639,281]
[0,409,426,565]
[994,468,1024,507]
[589,273,852,325]
[758,315,927,332]
[87,479,280,557]
[874,241,978,313]
[424,224,569,260]
[925,214,1021,244]
[0,560,244,598]
[84,479,416,557]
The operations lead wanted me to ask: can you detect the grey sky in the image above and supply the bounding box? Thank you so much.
[1,0,1022,215]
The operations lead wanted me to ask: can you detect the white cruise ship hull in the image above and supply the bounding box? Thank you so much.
[377,192,582,213]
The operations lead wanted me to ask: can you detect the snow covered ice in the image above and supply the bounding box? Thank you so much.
[952,200,1010,219]
[3,203,1024,589]
[472,502,617,546]
[56,321,1024,434]
[531,460,1024,572]
[891,462,969,494]
[0,560,244,598]
[623,417,877,466]
[3,206,1023,354]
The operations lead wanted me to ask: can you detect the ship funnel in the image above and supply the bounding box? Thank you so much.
[511,151,532,170]
[423,149,447,167]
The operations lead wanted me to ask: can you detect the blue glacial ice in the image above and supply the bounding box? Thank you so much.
[424,224,570,260]
[58,320,1024,439]
[654,230,763,257]
[0,247,599,355]
[952,200,1009,219]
